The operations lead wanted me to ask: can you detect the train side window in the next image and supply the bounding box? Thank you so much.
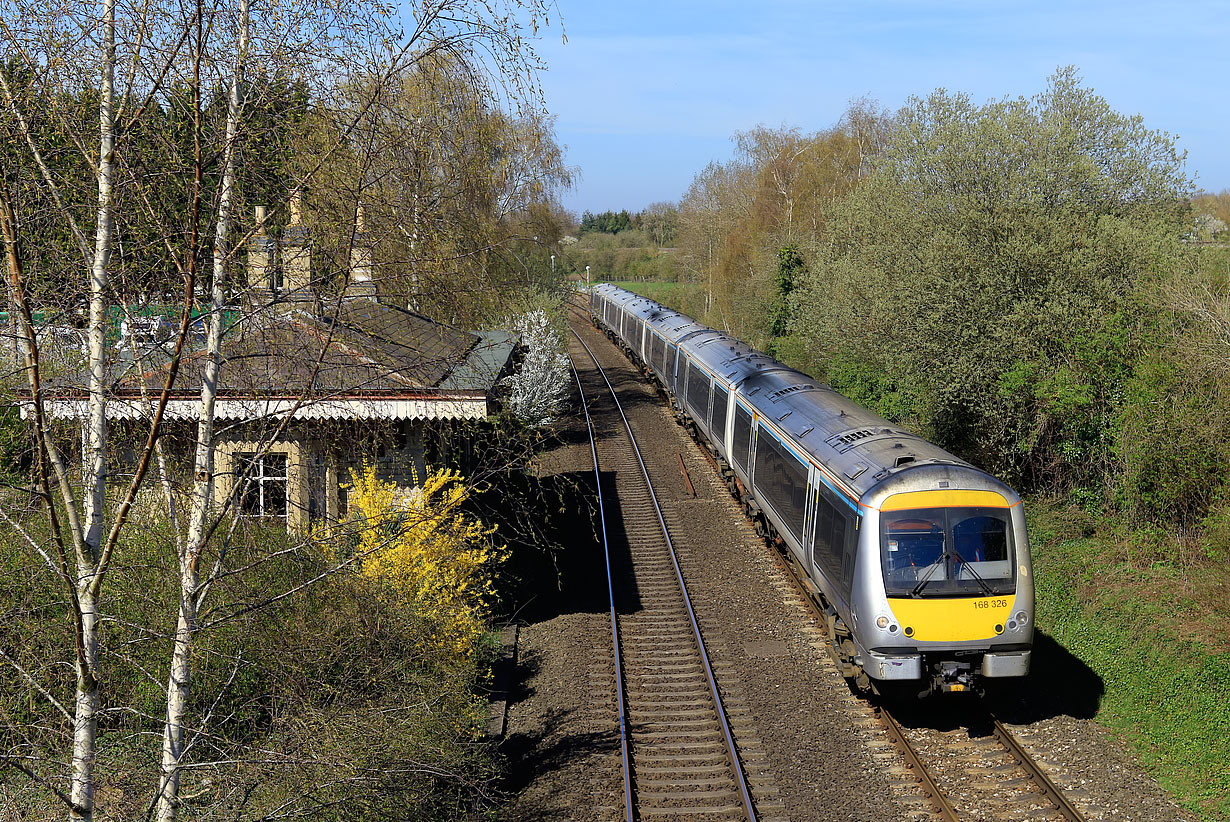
[687,362,710,430]
[811,488,854,589]
[831,513,847,578]
[712,384,729,443]
[733,403,752,473]
[812,491,834,571]
[754,429,807,543]
[840,514,858,590]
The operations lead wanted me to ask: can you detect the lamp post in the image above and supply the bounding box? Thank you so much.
[585,265,590,284]
[550,254,555,278]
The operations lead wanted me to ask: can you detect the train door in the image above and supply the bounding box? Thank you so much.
[732,399,754,484]
[711,382,730,459]
[804,467,818,575]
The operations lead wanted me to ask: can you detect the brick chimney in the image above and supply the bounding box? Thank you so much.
[282,191,313,302]
[344,203,377,301]
[247,205,276,300]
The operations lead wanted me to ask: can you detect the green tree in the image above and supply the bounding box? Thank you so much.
[794,67,1191,495]
[768,244,803,339]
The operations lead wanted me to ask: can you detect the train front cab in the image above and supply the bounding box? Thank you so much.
[853,469,1034,695]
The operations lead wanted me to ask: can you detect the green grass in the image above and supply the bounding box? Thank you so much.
[612,280,707,319]
[1028,501,1230,820]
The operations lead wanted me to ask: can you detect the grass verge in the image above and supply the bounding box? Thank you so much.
[1028,500,1230,820]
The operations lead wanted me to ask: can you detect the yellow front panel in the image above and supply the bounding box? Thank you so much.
[886,596,1014,642]
[880,489,1010,511]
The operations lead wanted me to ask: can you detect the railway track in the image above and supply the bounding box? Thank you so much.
[879,703,1090,822]
[571,296,1093,822]
[569,324,757,821]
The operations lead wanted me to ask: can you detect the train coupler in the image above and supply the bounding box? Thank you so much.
[932,661,975,694]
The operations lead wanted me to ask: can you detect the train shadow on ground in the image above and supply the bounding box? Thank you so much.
[884,629,1104,733]
[993,629,1104,722]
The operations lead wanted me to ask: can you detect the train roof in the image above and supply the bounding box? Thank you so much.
[593,284,1011,504]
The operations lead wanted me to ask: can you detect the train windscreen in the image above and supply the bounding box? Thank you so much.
[881,507,1015,597]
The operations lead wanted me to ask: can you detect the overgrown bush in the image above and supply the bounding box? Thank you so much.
[1,488,501,820]
[340,464,504,659]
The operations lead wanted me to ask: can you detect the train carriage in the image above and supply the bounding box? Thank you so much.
[588,283,1033,696]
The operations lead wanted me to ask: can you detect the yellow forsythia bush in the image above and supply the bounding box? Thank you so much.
[343,464,503,659]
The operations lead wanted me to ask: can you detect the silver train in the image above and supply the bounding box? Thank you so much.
[589,283,1033,696]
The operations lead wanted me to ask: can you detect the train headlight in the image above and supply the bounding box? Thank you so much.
[1015,611,1029,625]
[875,615,900,633]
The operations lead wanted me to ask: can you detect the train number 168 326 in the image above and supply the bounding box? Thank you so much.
[974,598,1009,609]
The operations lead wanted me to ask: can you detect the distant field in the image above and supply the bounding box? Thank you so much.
[610,281,706,317]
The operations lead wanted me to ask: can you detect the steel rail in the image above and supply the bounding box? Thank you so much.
[571,324,758,822]
[568,353,634,822]
[876,706,961,821]
[991,716,1089,821]
[577,295,1090,822]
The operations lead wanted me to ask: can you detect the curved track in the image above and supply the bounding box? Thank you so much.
[575,294,1091,822]
[569,324,757,821]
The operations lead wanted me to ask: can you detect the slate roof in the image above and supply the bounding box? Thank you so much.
[101,299,515,402]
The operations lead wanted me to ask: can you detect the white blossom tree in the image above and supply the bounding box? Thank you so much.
[503,308,572,428]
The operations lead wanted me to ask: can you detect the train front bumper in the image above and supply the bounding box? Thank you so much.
[981,649,1030,677]
[863,650,923,680]
[861,648,1031,681]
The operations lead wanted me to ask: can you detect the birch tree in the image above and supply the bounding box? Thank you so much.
[0,0,558,818]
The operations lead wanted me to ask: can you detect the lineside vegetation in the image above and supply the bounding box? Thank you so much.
[616,67,1230,819]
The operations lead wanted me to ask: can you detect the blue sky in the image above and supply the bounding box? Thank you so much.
[529,1,1229,215]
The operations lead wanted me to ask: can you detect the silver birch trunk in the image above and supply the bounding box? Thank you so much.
[71,0,115,816]
[154,2,247,816]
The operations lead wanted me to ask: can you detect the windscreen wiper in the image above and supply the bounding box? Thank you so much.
[910,554,946,597]
[953,550,995,596]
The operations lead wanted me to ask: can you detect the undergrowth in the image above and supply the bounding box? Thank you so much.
[1028,500,1230,820]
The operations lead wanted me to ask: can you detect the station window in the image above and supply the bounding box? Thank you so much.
[236,452,288,520]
